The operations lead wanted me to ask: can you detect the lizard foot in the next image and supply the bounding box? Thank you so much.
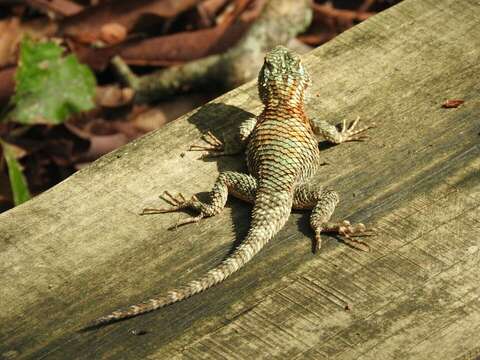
[189,131,226,157]
[314,220,375,252]
[189,131,242,157]
[338,116,375,142]
[140,191,204,229]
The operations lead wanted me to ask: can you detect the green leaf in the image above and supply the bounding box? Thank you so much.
[11,38,96,124]
[1,140,31,205]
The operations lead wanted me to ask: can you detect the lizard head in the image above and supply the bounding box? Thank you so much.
[258,45,311,105]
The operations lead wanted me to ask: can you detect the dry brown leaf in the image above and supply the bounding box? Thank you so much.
[0,67,16,105]
[18,17,59,40]
[130,107,169,133]
[100,23,128,45]
[25,0,84,17]
[313,3,373,23]
[2,141,27,159]
[0,16,58,69]
[442,99,464,108]
[301,1,376,47]
[197,0,230,27]
[297,32,335,46]
[95,85,134,107]
[0,17,57,103]
[116,23,246,66]
[0,18,21,68]
[76,0,265,68]
[60,0,203,44]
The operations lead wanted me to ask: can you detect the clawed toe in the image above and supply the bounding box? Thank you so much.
[167,214,204,230]
[189,131,224,154]
[338,221,375,237]
[340,117,375,142]
[338,220,374,252]
[140,191,200,217]
[161,191,191,206]
[140,190,207,229]
[313,232,322,254]
[318,220,374,252]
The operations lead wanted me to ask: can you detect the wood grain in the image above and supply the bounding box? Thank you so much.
[1,0,479,358]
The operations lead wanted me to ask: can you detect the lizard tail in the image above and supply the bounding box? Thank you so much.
[82,190,291,331]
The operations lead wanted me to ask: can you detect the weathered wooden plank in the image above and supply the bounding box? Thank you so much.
[1,0,480,358]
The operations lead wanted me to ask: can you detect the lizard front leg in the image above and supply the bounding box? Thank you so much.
[311,116,374,144]
[142,172,257,229]
[293,185,373,252]
[189,117,257,157]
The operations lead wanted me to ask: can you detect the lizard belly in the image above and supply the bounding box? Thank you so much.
[246,117,320,190]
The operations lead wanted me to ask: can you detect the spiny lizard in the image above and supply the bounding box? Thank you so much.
[84,46,374,330]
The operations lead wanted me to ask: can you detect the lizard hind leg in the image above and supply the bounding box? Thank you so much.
[141,171,257,230]
[293,185,373,253]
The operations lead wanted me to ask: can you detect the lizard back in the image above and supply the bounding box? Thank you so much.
[247,108,320,191]
[247,46,320,191]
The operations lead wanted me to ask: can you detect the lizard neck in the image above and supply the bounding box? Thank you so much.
[264,96,305,110]
[261,97,310,129]
[259,75,309,119]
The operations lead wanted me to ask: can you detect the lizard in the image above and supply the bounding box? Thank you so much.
[83,45,374,330]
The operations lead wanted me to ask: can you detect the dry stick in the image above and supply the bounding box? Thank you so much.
[111,56,139,90]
